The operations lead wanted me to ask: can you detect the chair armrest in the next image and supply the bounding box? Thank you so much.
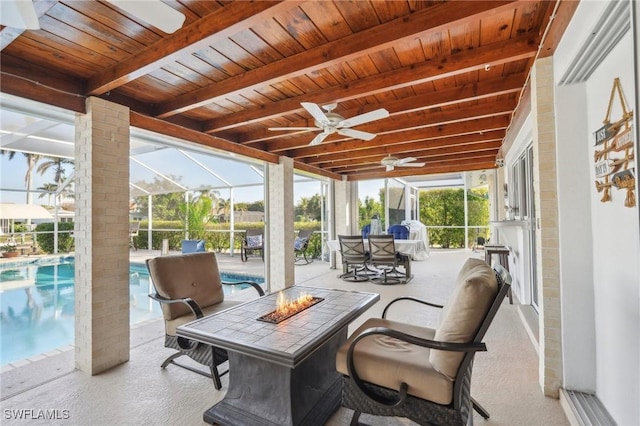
[148,293,204,318]
[221,280,265,296]
[346,325,486,407]
[381,297,444,319]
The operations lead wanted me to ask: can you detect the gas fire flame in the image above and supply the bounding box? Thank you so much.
[275,292,314,316]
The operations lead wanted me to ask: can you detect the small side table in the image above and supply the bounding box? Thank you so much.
[485,245,513,304]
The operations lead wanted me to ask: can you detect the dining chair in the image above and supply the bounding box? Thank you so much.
[367,234,411,284]
[338,235,372,282]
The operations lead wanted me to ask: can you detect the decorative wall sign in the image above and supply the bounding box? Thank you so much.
[592,78,635,207]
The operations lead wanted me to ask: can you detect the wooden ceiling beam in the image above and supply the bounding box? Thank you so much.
[239,73,526,144]
[0,56,86,113]
[204,34,537,134]
[304,130,505,165]
[330,148,499,175]
[278,100,516,153]
[129,112,279,164]
[85,1,300,96]
[319,140,503,170]
[293,161,341,181]
[155,0,519,119]
[347,158,496,181]
[290,116,510,159]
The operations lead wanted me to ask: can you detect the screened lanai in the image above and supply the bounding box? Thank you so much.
[1,93,331,253]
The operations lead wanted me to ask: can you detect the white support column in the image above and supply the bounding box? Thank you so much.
[267,156,295,291]
[332,177,350,268]
[74,97,130,375]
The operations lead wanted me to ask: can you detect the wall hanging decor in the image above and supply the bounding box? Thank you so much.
[593,77,635,207]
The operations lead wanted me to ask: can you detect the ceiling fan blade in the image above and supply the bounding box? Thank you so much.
[338,108,389,128]
[0,0,40,29]
[337,128,376,141]
[394,157,417,165]
[398,162,426,167]
[309,132,330,146]
[268,127,320,131]
[107,0,186,33]
[386,165,394,172]
[301,102,330,126]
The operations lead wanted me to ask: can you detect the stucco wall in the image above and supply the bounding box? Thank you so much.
[553,1,640,423]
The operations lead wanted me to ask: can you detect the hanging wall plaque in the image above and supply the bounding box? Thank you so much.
[593,78,635,206]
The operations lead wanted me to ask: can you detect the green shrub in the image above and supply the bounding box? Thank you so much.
[36,222,75,253]
[132,220,324,257]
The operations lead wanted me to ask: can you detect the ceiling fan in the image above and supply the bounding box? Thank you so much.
[269,102,389,146]
[380,155,425,172]
[0,0,185,33]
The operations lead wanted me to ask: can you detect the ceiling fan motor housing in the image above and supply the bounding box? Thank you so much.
[381,155,398,166]
[316,112,345,131]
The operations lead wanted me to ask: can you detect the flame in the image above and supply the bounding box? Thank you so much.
[275,292,314,316]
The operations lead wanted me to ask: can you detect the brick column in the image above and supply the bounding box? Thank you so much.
[74,97,130,374]
[531,57,563,397]
[267,156,295,291]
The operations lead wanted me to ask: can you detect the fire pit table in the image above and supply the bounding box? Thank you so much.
[176,285,379,426]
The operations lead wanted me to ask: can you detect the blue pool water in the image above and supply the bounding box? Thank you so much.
[0,257,264,365]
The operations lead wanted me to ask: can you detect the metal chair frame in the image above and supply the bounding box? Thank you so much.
[146,253,265,390]
[241,229,264,262]
[342,267,511,425]
[338,235,376,282]
[294,229,314,264]
[367,235,411,284]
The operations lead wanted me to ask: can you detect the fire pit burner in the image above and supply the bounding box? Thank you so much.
[257,295,324,324]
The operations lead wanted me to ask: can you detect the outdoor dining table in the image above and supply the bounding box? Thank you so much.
[176,285,379,426]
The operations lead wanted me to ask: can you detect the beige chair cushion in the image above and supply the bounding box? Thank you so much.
[429,257,497,380]
[147,252,224,321]
[336,318,454,405]
[164,299,244,336]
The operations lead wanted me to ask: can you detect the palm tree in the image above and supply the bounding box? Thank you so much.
[1,150,42,204]
[216,198,231,222]
[37,156,75,210]
[36,156,74,185]
[36,183,59,206]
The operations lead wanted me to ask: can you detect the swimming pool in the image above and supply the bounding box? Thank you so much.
[0,257,264,365]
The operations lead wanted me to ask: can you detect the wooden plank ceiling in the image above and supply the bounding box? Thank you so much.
[0,0,569,181]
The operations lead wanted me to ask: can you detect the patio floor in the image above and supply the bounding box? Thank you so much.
[0,249,568,425]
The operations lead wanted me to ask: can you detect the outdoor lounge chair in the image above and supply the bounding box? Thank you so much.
[294,229,314,264]
[336,258,511,426]
[241,229,264,262]
[146,252,265,390]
